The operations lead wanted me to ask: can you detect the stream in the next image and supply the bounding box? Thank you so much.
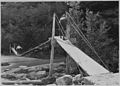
[1,56,65,71]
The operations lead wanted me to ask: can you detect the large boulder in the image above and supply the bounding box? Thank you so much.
[41,77,56,85]
[56,75,73,85]
[83,73,119,85]
[16,73,27,80]
[26,72,37,80]
[73,74,84,85]
[26,71,47,80]
[36,71,47,78]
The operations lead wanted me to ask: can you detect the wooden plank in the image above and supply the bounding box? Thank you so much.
[54,36,109,75]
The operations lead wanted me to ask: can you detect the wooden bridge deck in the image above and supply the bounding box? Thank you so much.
[55,36,109,76]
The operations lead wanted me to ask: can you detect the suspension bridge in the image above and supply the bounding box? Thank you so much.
[2,9,119,85]
[11,12,109,77]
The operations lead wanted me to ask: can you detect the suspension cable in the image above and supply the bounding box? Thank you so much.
[19,39,51,56]
[55,16,65,36]
[66,12,109,71]
[55,15,66,36]
[19,15,66,57]
[67,12,109,70]
[55,14,88,75]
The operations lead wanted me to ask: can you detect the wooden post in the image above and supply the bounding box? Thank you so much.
[66,16,71,74]
[66,12,83,75]
[66,12,78,74]
[48,13,56,77]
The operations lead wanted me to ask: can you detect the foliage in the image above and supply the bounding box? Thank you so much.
[79,1,119,45]
[1,2,67,54]
[68,2,119,72]
[1,2,118,73]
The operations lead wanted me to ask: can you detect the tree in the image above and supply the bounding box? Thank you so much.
[1,2,68,54]
[67,1,119,72]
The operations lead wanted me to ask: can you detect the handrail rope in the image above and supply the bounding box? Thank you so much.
[66,12,109,71]
[66,13,97,53]
[56,20,64,36]
[19,15,66,57]
[71,20,110,71]
[19,39,51,56]
[55,15,87,74]
[67,12,109,70]
[55,15,66,36]
[69,17,109,71]
[55,16,65,36]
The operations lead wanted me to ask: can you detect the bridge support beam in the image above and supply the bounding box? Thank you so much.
[48,13,56,77]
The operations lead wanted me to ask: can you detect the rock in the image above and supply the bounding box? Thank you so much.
[41,77,56,85]
[36,71,47,78]
[14,68,29,74]
[56,75,73,85]
[58,62,66,67]
[26,72,37,80]
[73,74,83,85]
[36,66,43,71]
[42,66,49,72]
[37,71,46,75]
[28,67,36,72]
[69,67,79,75]
[3,69,10,72]
[54,66,65,73]
[28,66,43,72]
[83,73,119,85]
[46,84,56,86]
[1,62,10,66]
[1,73,17,80]
[26,71,47,80]
[5,68,21,74]
[16,73,27,80]
[53,73,66,78]
[73,74,82,80]
[19,65,28,69]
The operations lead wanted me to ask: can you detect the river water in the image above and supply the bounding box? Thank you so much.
[1,56,65,71]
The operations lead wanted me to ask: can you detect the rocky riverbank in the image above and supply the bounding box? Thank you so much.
[1,62,119,85]
[1,62,86,85]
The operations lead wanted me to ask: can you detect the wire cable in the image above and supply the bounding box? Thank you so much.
[19,39,51,56]
[55,16,65,36]
[68,12,109,70]
[66,12,109,71]
[55,14,87,75]
[55,15,66,36]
